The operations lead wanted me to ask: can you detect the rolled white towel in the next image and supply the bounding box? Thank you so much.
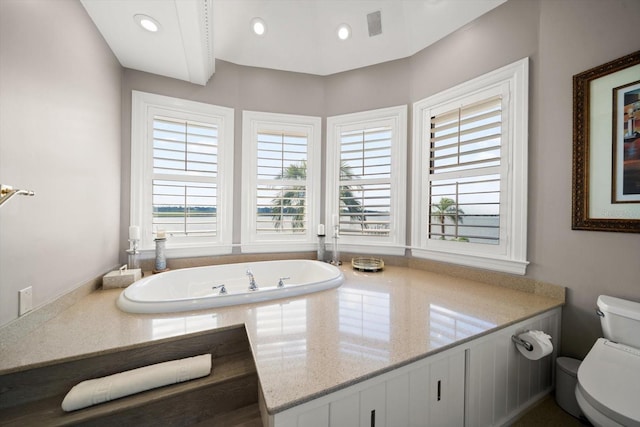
[61,354,212,412]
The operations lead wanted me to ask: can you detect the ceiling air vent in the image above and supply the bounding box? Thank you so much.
[367,11,382,37]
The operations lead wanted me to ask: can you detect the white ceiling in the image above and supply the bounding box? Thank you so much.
[81,0,507,85]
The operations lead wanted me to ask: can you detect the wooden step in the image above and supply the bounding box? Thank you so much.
[202,403,263,427]
[0,327,259,426]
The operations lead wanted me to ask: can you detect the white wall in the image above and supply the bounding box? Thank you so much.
[532,0,640,358]
[0,0,122,326]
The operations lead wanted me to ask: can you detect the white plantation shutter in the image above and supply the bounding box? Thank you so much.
[428,96,502,244]
[152,117,219,237]
[241,111,321,252]
[430,96,502,173]
[339,126,392,236]
[131,91,234,256]
[412,58,529,275]
[256,130,309,234]
[326,106,407,255]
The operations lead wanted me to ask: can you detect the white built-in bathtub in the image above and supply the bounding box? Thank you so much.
[117,259,344,314]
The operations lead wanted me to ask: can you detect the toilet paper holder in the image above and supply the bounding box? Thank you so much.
[511,333,534,352]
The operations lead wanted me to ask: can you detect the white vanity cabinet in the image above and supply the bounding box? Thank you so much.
[268,346,466,427]
[266,308,560,427]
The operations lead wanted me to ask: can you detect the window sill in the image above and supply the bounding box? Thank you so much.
[338,243,406,257]
[241,242,317,254]
[138,245,233,259]
[411,248,529,275]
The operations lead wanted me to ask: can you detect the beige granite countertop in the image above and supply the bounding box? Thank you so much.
[0,265,563,414]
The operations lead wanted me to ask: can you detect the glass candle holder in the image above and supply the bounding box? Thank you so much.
[127,239,140,270]
[317,235,326,262]
[154,238,167,272]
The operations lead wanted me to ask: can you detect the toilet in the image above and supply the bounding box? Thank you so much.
[575,295,640,427]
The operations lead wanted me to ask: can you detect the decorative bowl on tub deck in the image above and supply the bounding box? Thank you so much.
[117,259,344,314]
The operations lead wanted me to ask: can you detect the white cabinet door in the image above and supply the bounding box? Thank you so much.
[428,351,465,426]
[330,393,359,427]
[407,352,465,427]
[297,405,329,427]
[360,382,386,427]
[409,364,429,425]
[386,373,410,426]
[270,401,329,427]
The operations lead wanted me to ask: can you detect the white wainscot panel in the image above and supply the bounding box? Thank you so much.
[465,309,560,427]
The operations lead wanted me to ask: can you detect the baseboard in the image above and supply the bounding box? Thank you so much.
[498,388,554,427]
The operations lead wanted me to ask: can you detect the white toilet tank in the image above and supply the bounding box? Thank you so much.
[597,295,640,348]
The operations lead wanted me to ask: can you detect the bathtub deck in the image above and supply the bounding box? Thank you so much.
[0,265,564,417]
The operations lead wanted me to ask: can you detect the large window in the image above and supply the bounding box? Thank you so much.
[241,111,321,252]
[131,91,234,257]
[326,106,407,255]
[412,58,529,274]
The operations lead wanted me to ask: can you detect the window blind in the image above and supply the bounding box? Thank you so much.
[428,96,502,244]
[152,117,218,237]
[256,130,309,234]
[339,126,392,237]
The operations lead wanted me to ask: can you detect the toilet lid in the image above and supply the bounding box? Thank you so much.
[577,338,640,426]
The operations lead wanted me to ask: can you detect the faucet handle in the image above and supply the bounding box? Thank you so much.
[212,284,227,295]
[278,277,290,288]
[247,269,258,291]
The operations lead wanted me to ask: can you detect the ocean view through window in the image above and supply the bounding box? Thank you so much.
[241,111,321,252]
[412,58,529,274]
[326,106,407,256]
[131,91,234,256]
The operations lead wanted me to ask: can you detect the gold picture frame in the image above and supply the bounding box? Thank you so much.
[572,50,640,232]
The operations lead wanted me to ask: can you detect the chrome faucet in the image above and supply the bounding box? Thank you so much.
[212,284,227,295]
[247,269,258,291]
[278,277,290,288]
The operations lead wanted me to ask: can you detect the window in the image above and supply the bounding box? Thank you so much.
[241,111,321,252]
[326,106,407,255]
[131,91,234,257]
[412,58,529,274]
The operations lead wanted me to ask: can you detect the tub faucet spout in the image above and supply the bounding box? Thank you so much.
[247,269,258,291]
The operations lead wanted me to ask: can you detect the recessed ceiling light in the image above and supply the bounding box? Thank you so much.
[337,24,351,41]
[134,14,160,33]
[251,17,266,36]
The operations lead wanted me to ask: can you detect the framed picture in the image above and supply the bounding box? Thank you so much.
[572,50,640,233]
[613,80,640,202]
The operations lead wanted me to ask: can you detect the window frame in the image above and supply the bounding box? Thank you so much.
[326,105,407,256]
[241,111,322,253]
[131,90,234,257]
[411,58,529,275]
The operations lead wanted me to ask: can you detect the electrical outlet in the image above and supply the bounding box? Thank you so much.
[19,286,33,316]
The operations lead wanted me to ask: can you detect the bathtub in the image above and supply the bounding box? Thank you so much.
[117,259,344,314]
